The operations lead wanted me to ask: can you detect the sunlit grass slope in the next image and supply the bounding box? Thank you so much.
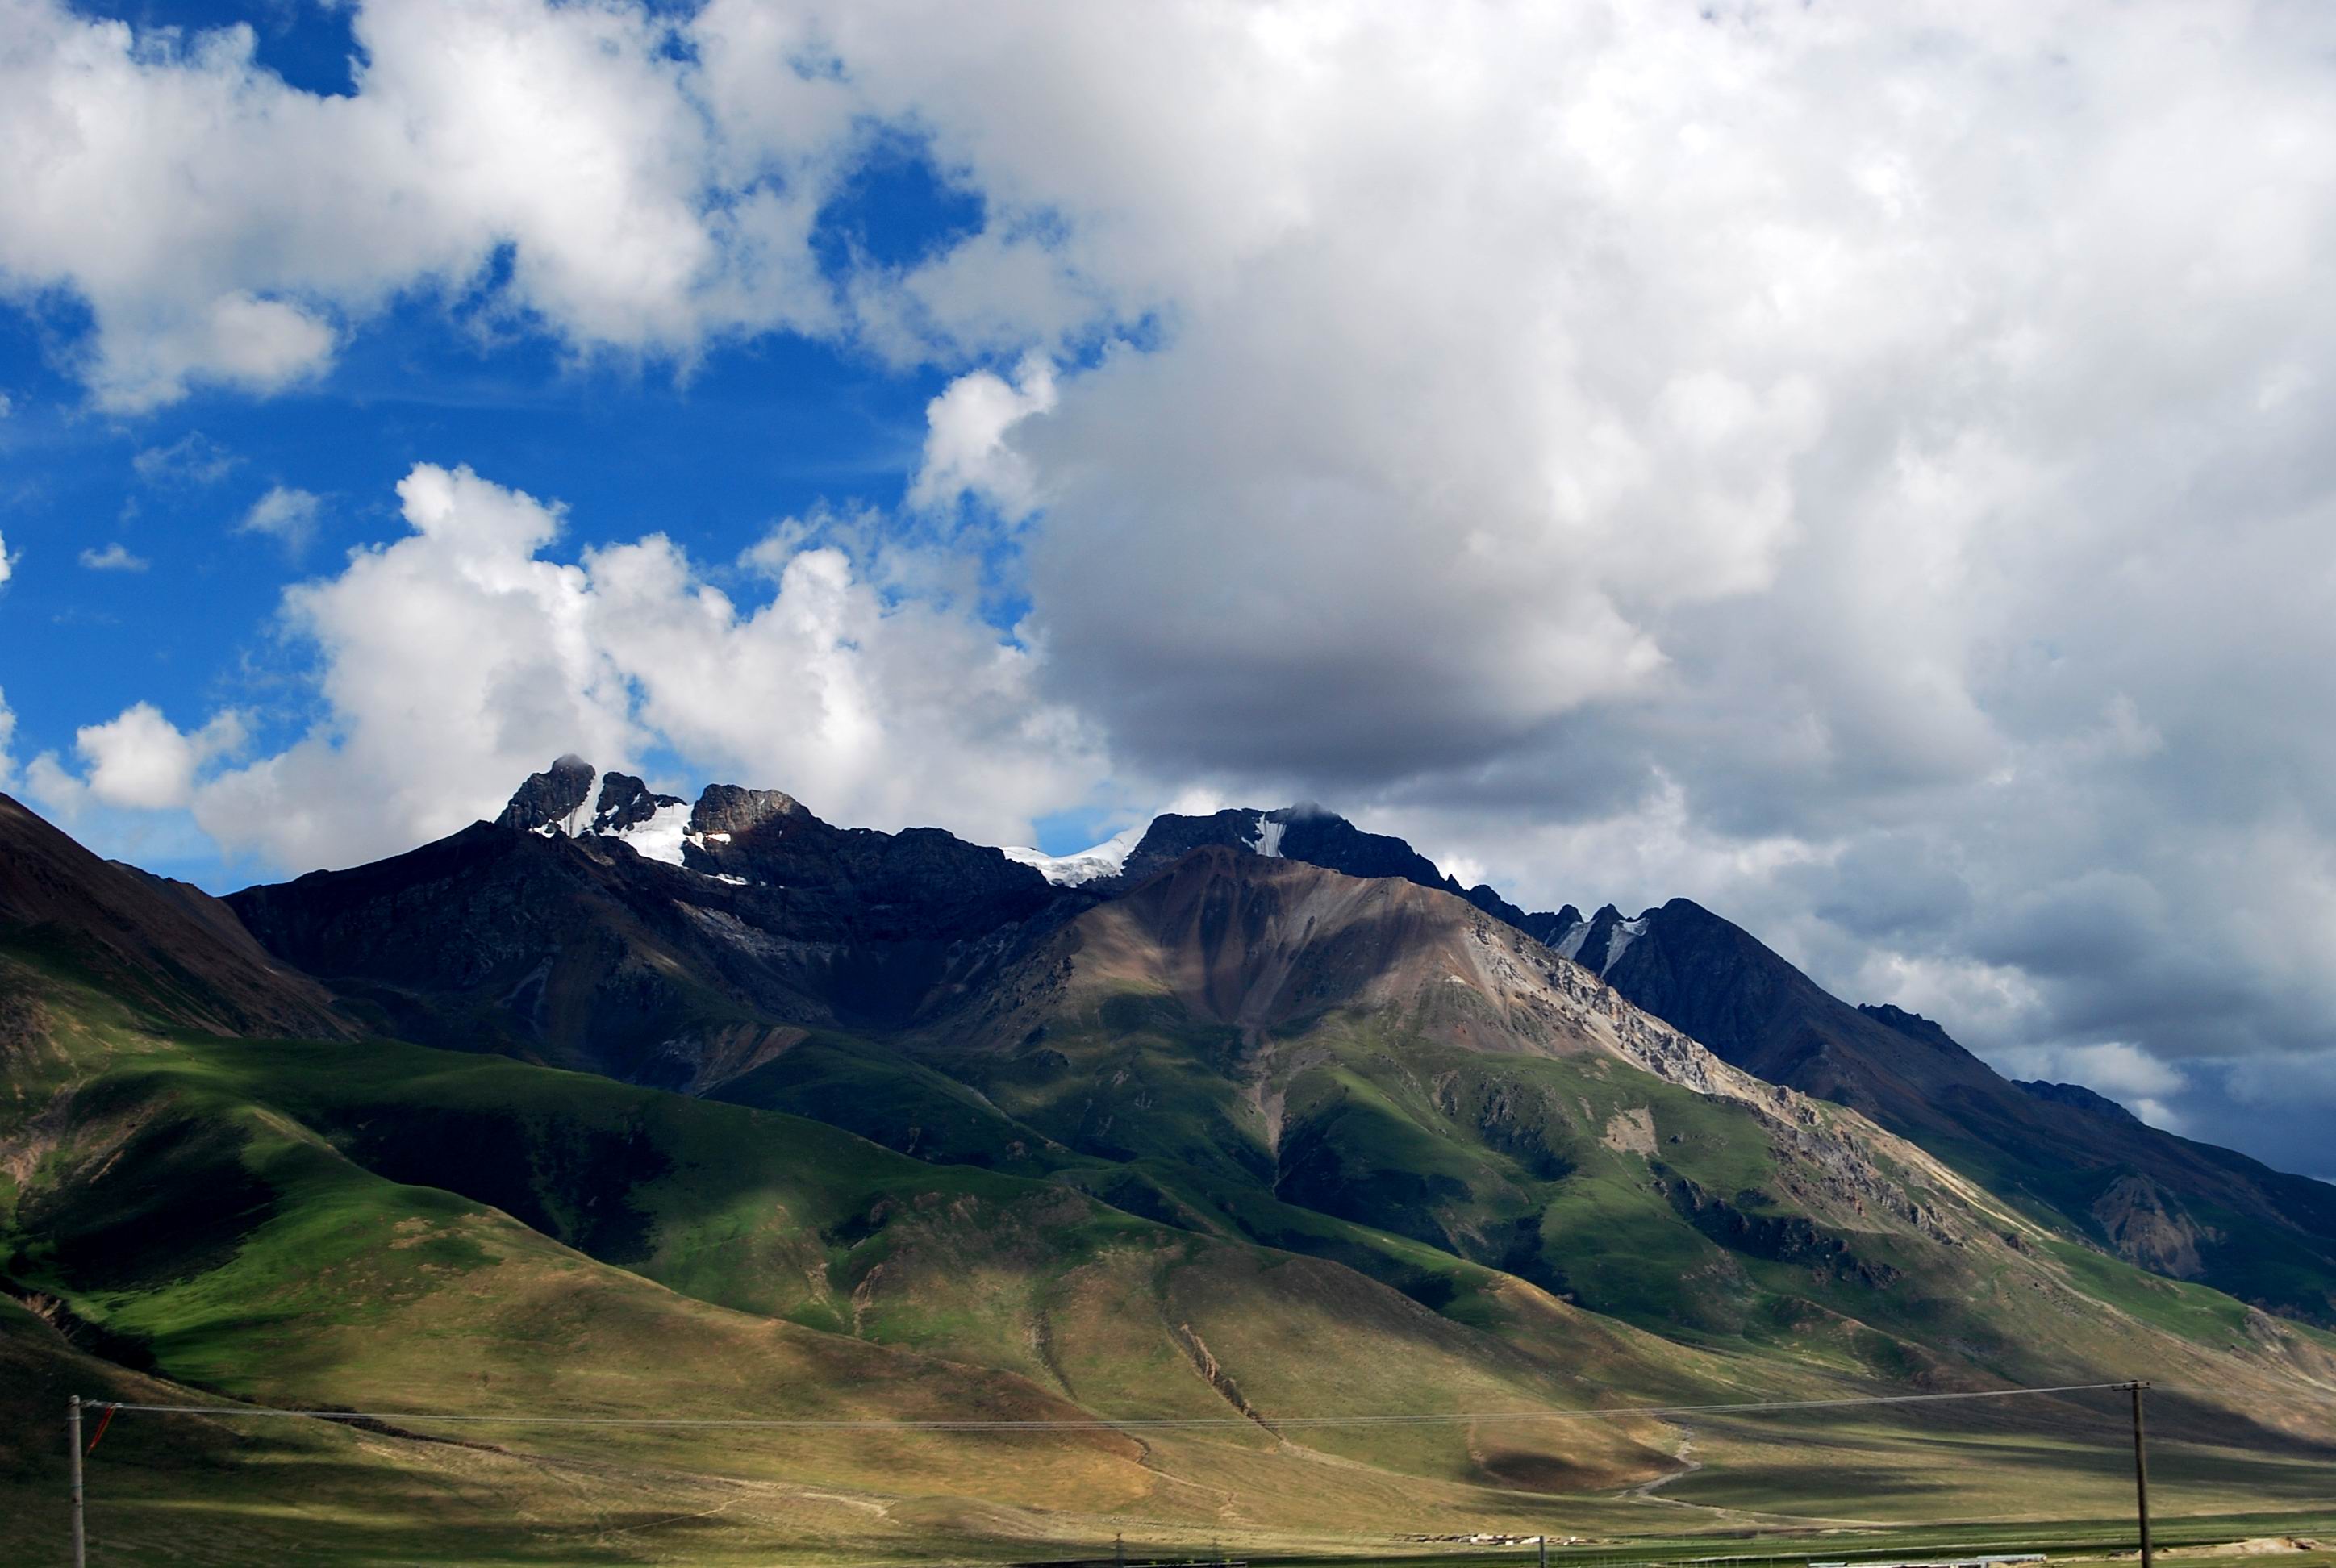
[5,933,2334,1565]
[0,959,1697,1562]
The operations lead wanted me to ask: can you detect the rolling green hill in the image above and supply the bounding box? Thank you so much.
[5,797,2336,1563]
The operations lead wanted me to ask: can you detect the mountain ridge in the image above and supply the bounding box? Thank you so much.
[191,758,2336,1324]
[9,775,2336,1558]
[962,787,2336,1323]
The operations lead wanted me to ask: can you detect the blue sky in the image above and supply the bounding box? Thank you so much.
[5,0,2336,1178]
[2,320,940,723]
[0,0,1054,878]
[0,289,965,832]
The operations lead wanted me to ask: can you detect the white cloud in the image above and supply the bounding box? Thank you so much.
[0,528,12,588]
[183,463,1103,870]
[132,432,238,487]
[28,702,245,815]
[0,0,852,409]
[78,542,149,573]
[0,686,16,789]
[1990,1040,2190,1129]
[99,291,336,412]
[790,0,2336,1169]
[237,486,322,553]
[14,0,2336,1171]
[907,352,1057,519]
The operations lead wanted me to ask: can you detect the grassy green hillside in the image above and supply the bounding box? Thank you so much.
[0,957,1709,1562]
[6,849,2336,1562]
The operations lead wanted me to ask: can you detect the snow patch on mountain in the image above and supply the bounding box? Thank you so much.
[1553,920,1592,961]
[559,769,599,835]
[612,799,690,865]
[1604,915,1647,974]
[1247,817,1287,858]
[1002,824,1144,886]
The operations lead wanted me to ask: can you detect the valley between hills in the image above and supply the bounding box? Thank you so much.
[3,761,2334,1565]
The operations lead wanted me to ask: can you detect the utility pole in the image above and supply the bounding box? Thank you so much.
[1539,1536,1549,1568]
[68,1394,86,1568]
[2130,1381,2155,1568]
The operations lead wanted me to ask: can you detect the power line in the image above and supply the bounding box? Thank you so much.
[89,1380,2141,1433]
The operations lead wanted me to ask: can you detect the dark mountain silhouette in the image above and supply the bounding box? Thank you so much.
[0,793,348,1039]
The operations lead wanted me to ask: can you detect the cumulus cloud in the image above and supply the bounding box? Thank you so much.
[908,353,1057,520]
[693,0,2336,1171]
[237,486,323,553]
[27,702,245,815]
[0,0,857,409]
[0,686,16,788]
[78,542,148,573]
[104,292,337,409]
[826,0,2336,1172]
[182,463,1103,869]
[0,528,13,588]
[14,1,2336,1172]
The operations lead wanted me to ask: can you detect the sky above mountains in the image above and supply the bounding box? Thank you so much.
[2,0,2334,1178]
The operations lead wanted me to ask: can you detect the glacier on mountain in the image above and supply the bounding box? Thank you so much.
[1001,825,1145,886]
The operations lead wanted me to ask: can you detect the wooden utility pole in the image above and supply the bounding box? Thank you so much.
[2130,1381,2155,1568]
[68,1394,86,1568]
[1538,1536,1549,1568]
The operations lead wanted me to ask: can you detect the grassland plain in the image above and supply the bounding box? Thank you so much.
[6,848,2336,1563]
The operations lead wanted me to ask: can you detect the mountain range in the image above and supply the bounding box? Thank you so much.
[4,761,2334,1563]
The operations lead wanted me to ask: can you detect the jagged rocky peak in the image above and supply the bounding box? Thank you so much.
[1551,903,1653,976]
[489,761,1046,905]
[495,757,690,864]
[1520,903,1585,948]
[688,783,818,840]
[678,781,1054,916]
[1116,802,1441,887]
[496,754,599,834]
[593,771,682,832]
[1066,799,1591,944]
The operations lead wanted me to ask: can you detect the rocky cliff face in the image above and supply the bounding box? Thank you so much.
[1473,893,2336,1323]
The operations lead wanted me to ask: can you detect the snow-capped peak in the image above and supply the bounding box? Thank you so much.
[503,761,697,867]
[1000,824,1145,886]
